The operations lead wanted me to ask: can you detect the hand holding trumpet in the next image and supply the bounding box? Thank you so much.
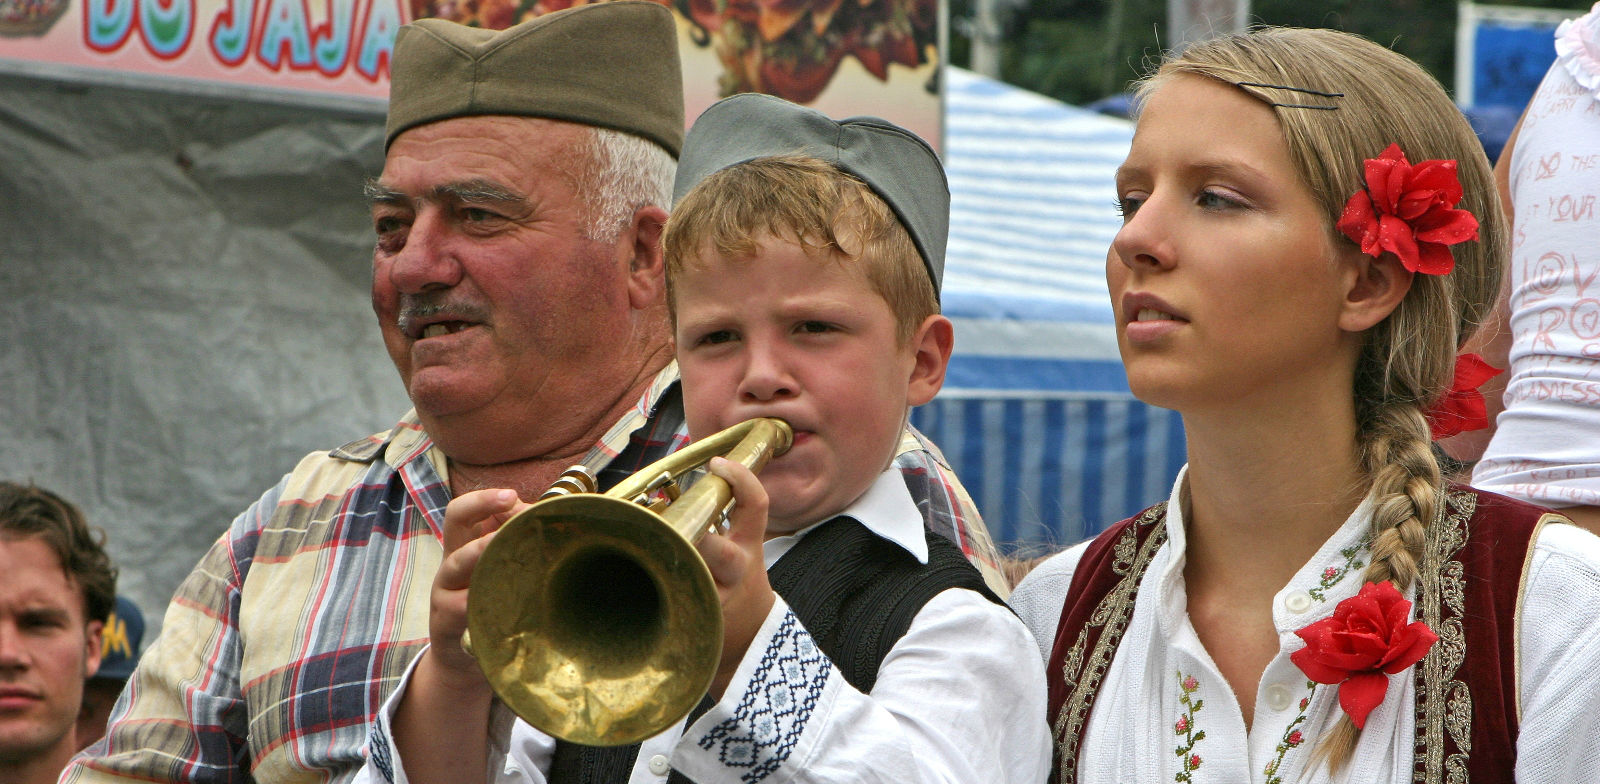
[385,418,792,780]
[695,457,777,701]
[432,489,529,686]
[393,487,529,784]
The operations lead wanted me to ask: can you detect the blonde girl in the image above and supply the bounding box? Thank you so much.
[1010,27,1600,783]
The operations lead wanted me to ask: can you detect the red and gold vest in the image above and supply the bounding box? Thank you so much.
[1044,486,1565,783]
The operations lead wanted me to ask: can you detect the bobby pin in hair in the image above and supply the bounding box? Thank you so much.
[1234,81,1343,110]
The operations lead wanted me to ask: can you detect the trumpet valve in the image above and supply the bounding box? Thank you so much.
[542,466,598,499]
[629,471,679,511]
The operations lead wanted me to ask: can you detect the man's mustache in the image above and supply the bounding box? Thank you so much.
[396,294,491,334]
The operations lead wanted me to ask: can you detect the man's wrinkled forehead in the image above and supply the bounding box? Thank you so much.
[373,114,594,211]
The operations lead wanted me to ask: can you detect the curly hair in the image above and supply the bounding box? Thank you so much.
[0,481,117,624]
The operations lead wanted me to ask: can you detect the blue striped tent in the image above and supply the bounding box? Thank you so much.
[909,68,1186,549]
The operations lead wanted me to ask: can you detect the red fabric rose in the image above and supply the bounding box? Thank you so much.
[1336,143,1480,275]
[1289,580,1437,729]
[1426,353,1504,440]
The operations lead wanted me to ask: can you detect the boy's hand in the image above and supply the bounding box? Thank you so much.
[425,488,527,690]
[697,457,777,700]
[393,487,528,784]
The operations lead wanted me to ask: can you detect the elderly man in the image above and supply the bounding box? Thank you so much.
[0,482,115,784]
[63,4,1004,784]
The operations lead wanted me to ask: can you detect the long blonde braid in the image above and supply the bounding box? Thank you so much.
[1309,402,1440,768]
[1360,403,1439,593]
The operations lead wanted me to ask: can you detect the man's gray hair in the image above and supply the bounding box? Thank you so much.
[583,127,676,242]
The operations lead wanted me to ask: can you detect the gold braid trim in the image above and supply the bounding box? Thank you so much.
[1413,488,1475,784]
[1052,503,1168,783]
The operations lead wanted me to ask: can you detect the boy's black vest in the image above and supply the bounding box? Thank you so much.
[549,515,1003,784]
[1045,486,1564,784]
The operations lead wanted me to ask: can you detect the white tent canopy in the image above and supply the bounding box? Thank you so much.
[912,68,1183,547]
[944,66,1132,395]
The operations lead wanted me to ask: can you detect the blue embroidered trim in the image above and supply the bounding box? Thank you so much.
[696,612,832,782]
[368,721,396,784]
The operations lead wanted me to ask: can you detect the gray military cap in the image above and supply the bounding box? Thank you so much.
[673,92,948,292]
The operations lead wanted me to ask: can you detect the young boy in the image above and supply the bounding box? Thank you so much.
[361,94,1049,784]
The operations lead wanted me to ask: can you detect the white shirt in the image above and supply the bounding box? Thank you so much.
[1474,3,1600,510]
[1009,469,1600,783]
[361,469,1050,784]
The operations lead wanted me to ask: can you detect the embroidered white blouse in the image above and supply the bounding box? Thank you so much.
[360,469,1051,784]
[1009,469,1600,784]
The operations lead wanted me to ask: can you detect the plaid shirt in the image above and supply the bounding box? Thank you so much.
[64,365,1003,784]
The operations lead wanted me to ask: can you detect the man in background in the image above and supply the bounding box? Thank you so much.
[0,481,114,784]
[74,597,143,752]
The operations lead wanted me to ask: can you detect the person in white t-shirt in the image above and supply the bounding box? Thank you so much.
[1464,3,1600,534]
[1010,26,1600,784]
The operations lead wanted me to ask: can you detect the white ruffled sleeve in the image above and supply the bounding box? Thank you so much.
[1555,3,1600,99]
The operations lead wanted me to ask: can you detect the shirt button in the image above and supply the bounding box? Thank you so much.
[1264,683,1293,712]
[1284,590,1313,614]
[648,754,671,776]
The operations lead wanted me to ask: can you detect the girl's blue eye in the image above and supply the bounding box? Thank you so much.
[1197,190,1242,210]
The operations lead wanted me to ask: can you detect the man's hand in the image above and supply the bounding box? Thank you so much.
[696,457,777,700]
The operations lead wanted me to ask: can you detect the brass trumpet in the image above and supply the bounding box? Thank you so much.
[465,417,793,747]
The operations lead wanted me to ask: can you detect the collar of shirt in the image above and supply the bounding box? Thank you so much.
[363,362,684,482]
[759,468,928,570]
[578,361,682,470]
[1152,465,1382,643]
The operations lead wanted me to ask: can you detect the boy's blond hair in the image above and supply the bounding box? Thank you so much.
[665,154,938,345]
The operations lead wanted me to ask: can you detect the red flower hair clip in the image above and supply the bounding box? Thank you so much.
[1426,353,1504,440]
[1290,580,1437,729]
[1336,143,1480,275]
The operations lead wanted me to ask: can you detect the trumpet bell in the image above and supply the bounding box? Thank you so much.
[464,417,790,747]
[467,493,723,747]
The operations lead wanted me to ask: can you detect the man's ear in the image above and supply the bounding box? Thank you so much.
[83,619,104,679]
[906,315,954,407]
[625,205,669,311]
[1338,249,1415,333]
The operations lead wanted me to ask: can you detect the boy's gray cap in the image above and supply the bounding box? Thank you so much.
[674,92,948,292]
[386,2,684,156]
